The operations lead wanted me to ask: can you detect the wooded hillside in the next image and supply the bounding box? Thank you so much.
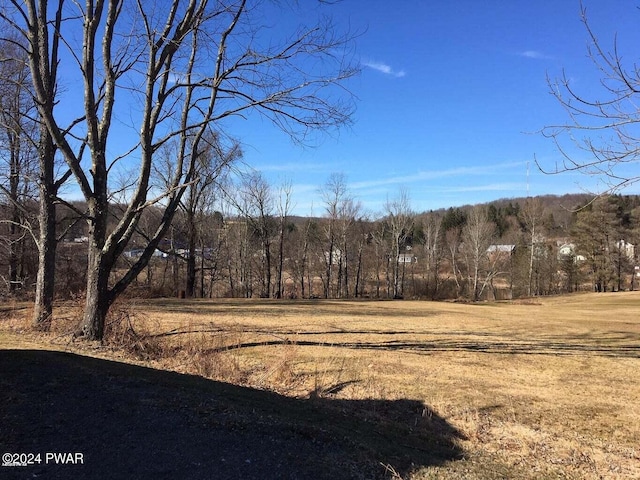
[2,192,638,302]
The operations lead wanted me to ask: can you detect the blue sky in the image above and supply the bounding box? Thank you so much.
[227,0,640,216]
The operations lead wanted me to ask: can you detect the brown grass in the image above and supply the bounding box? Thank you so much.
[2,292,639,479]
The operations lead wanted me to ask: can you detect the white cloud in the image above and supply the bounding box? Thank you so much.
[362,60,406,78]
[519,50,552,60]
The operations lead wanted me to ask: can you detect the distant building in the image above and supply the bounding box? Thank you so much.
[397,253,417,264]
[487,244,515,255]
[557,242,587,262]
[123,248,164,259]
[557,243,575,258]
[324,249,342,265]
[615,240,635,261]
[486,245,515,263]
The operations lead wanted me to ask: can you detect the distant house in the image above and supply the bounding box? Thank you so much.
[123,249,144,259]
[557,242,587,262]
[397,253,417,264]
[123,248,164,259]
[324,248,342,265]
[486,244,515,255]
[615,240,635,261]
[557,243,575,258]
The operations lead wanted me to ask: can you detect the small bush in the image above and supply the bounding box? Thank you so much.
[103,304,165,360]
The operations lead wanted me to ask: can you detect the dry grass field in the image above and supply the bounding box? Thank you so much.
[2,292,639,479]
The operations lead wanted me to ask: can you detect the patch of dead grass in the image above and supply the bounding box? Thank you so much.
[2,291,639,479]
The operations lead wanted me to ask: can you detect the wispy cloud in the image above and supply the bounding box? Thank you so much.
[349,161,526,191]
[439,182,525,193]
[257,161,328,173]
[362,60,406,78]
[284,161,529,216]
[519,50,553,60]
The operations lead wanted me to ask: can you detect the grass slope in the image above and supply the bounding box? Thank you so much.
[2,291,639,478]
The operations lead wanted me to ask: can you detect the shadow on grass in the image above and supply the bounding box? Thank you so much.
[138,298,442,320]
[196,331,640,359]
[0,350,465,480]
[149,319,640,359]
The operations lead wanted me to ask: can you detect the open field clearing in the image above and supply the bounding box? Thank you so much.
[2,292,640,479]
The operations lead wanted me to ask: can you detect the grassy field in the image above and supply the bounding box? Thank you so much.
[3,292,639,479]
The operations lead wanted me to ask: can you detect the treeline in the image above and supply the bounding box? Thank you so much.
[2,187,639,302]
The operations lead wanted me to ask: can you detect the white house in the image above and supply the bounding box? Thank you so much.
[397,253,417,264]
[487,244,516,255]
[615,240,635,261]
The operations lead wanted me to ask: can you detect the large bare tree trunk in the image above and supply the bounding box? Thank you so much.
[354,235,364,298]
[30,5,64,327]
[79,196,112,339]
[32,135,57,328]
[81,251,111,340]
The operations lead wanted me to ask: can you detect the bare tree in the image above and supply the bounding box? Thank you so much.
[383,188,413,299]
[4,0,357,339]
[420,212,443,299]
[238,171,275,298]
[0,30,68,328]
[0,36,38,293]
[289,214,317,299]
[275,179,293,299]
[352,214,369,298]
[521,198,545,296]
[370,219,387,298]
[319,173,360,298]
[462,206,495,301]
[153,133,239,297]
[320,172,347,298]
[541,4,640,192]
[337,196,361,298]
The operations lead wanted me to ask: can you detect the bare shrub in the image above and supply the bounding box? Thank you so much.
[250,342,301,393]
[190,350,245,384]
[47,297,85,337]
[102,303,165,360]
[181,330,247,384]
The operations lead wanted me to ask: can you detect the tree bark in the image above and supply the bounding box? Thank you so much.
[20,0,65,328]
[32,117,60,327]
[186,210,197,298]
[79,199,112,340]
[81,255,110,340]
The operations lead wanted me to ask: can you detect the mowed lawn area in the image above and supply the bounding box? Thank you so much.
[3,292,639,479]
